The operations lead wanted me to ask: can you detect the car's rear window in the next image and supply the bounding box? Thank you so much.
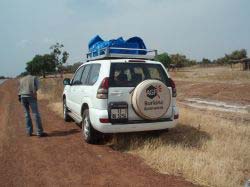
[109,63,169,87]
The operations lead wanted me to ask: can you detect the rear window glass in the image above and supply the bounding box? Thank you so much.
[109,63,169,87]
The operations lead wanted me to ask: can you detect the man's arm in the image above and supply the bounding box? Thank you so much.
[34,77,40,91]
[18,79,21,102]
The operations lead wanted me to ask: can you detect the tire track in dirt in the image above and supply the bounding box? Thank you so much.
[0,80,197,187]
[175,80,250,105]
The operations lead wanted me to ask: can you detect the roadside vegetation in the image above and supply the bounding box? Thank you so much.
[155,49,248,70]
[171,64,250,83]
[0,76,12,79]
[38,76,66,117]
[110,106,250,187]
[19,47,249,79]
[38,64,250,187]
[18,43,69,78]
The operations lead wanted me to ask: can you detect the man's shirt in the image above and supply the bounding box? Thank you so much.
[18,75,39,96]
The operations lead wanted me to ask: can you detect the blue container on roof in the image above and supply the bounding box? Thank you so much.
[88,35,147,57]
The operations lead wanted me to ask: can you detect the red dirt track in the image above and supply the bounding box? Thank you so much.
[0,80,196,187]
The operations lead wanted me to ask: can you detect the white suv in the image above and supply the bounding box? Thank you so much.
[63,58,179,143]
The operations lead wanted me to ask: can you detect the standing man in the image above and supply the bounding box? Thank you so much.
[18,73,47,137]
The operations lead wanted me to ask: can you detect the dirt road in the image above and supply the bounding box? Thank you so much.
[0,80,195,187]
[175,80,250,123]
[175,80,250,105]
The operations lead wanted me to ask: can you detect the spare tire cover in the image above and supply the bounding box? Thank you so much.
[132,80,171,120]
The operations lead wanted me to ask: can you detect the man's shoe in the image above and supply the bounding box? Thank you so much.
[27,133,33,137]
[37,132,48,137]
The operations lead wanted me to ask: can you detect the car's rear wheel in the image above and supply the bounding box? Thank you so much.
[63,99,71,122]
[82,109,99,144]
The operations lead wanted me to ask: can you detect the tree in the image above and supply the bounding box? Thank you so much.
[156,52,197,69]
[50,43,69,77]
[23,42,69,78]
[26,57,41,75]
[214,49,247,65]
[170,54,187,67]
[228,49,247,60]
[201,58,211,64]
[41,54,56,76]
[17,71,29,78]
[62,62,82,73]
[155,53,171,68]
[26,54,56,78]
[169,54,197,68]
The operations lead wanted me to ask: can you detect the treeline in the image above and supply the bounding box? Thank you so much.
[19,43,69,78]
[19,47,248,77]
[0,76,11,79]
[155,49,248,68]
[61,62,82,73]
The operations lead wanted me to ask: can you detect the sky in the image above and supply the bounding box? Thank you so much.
[0,0,250,77]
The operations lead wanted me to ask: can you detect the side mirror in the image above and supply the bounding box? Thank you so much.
[63,78,71,86]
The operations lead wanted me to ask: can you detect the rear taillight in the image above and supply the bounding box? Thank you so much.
[96,77,109,99]
[99,118,110,123]
[174,114,179,119]
[169,78,177,97]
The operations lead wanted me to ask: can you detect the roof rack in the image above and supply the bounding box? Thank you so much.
[86,47,158,62]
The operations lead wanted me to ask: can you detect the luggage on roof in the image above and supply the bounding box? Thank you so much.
[86,35,157,61]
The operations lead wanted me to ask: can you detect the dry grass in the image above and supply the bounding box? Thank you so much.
[37,71,250,187]
[171,64,250,83]
[37,76,68,118]
[48,102,63,118]
[109,107,250,187]
[38,77,65,102]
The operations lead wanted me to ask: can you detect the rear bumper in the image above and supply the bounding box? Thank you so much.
[90,108,178,133]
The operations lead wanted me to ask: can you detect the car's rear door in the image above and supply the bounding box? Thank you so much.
[108,62,173,123]
[71,64,92,115]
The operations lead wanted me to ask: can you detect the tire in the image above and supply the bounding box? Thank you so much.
[82,109,99,144]
[132,80,171,120]
[157,128,169,134]
[63,99,71,122]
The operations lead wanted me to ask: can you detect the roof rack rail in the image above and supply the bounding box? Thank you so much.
[86,47,158,61]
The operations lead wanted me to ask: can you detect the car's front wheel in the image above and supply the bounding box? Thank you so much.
[82,109,99,144]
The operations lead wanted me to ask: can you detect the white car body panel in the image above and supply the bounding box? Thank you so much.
[63,59,179,133]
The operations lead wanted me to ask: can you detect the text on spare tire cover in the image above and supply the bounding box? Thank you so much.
[145,85,164,111]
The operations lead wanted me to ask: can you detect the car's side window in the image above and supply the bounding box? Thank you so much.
[80,65,92,85]
[72,66,84,85]
[87,64,101,85]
